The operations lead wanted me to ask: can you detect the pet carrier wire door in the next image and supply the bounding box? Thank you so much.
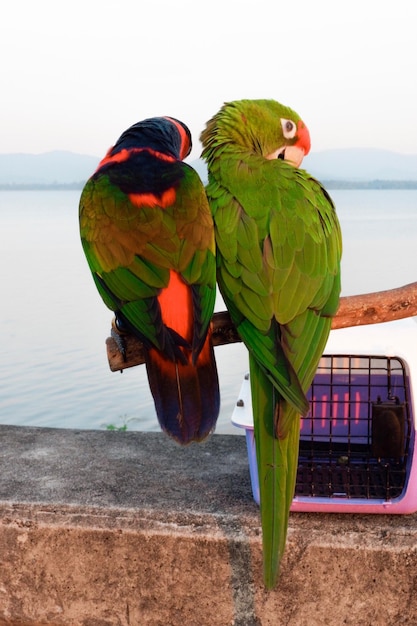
[231,317,417,513]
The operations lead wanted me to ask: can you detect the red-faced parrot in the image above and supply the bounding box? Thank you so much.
[200,99,342,587]
[79,116,220,444]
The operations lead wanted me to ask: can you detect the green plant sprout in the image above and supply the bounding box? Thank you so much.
[101,414,141,432]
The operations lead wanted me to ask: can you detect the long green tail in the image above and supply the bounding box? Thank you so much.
[249,355,300,589]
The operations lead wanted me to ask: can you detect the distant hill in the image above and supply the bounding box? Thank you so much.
[191,149,417,186]
[304,148,417,182]
[0,151,99,186]
[1,148,417,189]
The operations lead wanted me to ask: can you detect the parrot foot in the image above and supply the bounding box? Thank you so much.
[111,316,128,362]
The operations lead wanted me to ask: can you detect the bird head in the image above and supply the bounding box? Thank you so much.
[109,116,192,161]
[200,99,311,168]
[265,113,311,167]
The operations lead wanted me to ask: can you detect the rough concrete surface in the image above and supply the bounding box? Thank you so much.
[0,425,417,625]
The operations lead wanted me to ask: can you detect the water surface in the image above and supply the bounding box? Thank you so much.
[1,189,416,433]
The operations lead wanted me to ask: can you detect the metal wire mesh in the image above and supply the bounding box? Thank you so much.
[296,355,412,500]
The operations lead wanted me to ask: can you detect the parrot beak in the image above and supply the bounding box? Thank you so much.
[266,145,306,168]
[282,145,306,168]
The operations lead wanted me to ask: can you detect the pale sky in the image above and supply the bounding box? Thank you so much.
[1,0,416,161]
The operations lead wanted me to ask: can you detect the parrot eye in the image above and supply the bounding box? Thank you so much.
[281,118,297,139]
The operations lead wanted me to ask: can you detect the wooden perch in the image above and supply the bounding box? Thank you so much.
[330,281,417,329]
[106,281,417,372]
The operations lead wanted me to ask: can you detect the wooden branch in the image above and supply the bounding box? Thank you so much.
[331,281,417,329]
[106,281,417,372]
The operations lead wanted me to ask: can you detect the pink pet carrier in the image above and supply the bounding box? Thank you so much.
[231,317,417,513]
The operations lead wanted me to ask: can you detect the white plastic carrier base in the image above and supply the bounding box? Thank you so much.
[231,317,417,514]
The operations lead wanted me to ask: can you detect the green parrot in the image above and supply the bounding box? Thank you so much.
[200,99,342,588]
[79,116,220,444]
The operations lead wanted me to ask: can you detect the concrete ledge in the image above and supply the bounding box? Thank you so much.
[0,426,417,625]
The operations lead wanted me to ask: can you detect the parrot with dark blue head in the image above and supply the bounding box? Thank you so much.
[79,116,220,444]
[200,99,342,587]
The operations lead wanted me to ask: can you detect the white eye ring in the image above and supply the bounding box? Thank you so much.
[281,118,297,139]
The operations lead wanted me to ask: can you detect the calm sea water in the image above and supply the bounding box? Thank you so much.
[1,189,416,433]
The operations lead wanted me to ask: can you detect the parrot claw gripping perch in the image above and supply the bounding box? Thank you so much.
[110,316,129,363]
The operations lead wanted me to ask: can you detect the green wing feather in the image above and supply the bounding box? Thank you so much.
[210,154,341,413]
[204,145,341,587]
[79,163,216,353]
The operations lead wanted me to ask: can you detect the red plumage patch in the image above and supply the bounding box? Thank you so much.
[96,147,176,172]
[128,187,176,209]
[164,116,191,160]
[158,270,193,344]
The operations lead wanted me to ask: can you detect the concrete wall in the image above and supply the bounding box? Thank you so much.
[0,426,416,625]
